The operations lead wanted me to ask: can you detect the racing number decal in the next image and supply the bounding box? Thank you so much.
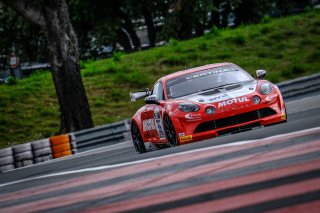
[154,108,166,140]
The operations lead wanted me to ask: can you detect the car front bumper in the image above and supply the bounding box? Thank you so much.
[170,92,287,145]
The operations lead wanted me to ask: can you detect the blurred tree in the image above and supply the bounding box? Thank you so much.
[234,0,272,26]
[69,0,141,54]
[0,4,47,63]
[275,0,312,16]
[124,0,169,47]
[209,0,221,27]
[161,0,213,40]
[0,0,94,133]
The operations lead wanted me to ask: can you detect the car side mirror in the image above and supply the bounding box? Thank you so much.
[145,95,160,105]
[256,69,267,79]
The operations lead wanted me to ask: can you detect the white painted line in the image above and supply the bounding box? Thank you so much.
[1,126,320,188]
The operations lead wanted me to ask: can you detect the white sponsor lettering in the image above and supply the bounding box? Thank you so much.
[218,97,249,108]
[186,69,234,80]
[143,119,156,131]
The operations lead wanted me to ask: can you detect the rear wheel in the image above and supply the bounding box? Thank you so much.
[164,115,178,147]
[131,122,146,154]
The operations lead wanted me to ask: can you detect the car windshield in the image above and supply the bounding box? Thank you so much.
[166,65,254,99]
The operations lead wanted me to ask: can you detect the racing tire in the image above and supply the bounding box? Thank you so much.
[31,139,50,150]
[131,122,146,154]
[1,164,15,173]
[50,134,70,146]
[34,155,52,164]
[13,151,33,162]
[33,147,52,158]
[164,115,178,147]
[12,143,32,154]
[15,160,33,168]
[51,143,71,153]
[0,156,14,166]
[0,147,13,158]
[52,150,72,159]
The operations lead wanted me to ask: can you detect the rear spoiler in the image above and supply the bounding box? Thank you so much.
[130,88,151,102]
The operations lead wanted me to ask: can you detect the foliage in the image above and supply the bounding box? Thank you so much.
[113,51,124,62]
[0,0,315,61]
[6,76,16,85]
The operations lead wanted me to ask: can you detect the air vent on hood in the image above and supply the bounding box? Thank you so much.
[225,84,242,91]
[200,89,221,96]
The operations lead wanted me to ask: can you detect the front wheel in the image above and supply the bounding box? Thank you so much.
[164,115,178,147]
[131,122,146,154]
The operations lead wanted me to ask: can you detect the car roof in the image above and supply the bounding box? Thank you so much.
[158,62,235,83]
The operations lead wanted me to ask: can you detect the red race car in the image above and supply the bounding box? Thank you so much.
[130,62,287,153]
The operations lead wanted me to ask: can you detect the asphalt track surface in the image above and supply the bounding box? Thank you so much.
[0,93,320,212]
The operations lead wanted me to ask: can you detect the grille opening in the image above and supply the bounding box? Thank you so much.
[258,107,277,118]
[194,107,276,134]
[217,122,261,136]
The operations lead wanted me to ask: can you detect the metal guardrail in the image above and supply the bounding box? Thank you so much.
[277,73,320,99]
[73,119,131,152]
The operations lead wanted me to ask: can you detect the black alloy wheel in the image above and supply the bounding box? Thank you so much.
[131,122,146,154]
[164,115,178,147]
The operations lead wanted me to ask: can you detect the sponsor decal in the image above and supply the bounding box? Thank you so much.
[180,135,193,143]
[218,97,250,108]
[179,132,185,137]
[185,113,202,120]
[186,69,234,80]
[154,108,166,140]
[209,94,229,102]
[143,119,156,132]
[266,94,277,103]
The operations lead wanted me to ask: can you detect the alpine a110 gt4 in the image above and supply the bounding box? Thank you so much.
[130,62,287,153]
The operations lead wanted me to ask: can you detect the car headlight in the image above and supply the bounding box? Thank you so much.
[260,83,273,95]
[178,103,200,112]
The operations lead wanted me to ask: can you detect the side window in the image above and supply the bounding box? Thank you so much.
[152,82,164,100]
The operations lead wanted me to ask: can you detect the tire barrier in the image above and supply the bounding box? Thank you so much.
[49,134,72,159]
[31,139,52,164]
[12,143,33,169]
[74,119,131,152]
[0,133,79,172]
[0,147,14,173]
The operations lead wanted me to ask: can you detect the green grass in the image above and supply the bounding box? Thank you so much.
[1,10,320,148]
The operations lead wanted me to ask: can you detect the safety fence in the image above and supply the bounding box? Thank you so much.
[277,72,320,99]
[74,120,131,152]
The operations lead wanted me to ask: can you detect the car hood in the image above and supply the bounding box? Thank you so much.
[180,80,257,104]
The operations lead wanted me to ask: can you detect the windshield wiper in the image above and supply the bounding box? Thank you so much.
[216,83,240,89]
[197,83,238,93]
